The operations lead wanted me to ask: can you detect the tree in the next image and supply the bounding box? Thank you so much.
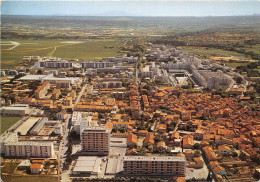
[44,160,51,168]
[193,143,201,150]
[194,150,201,157]
[236,77,243,84]
[112,126,119,133]
[37,69,43,74]
[119,127,127,133]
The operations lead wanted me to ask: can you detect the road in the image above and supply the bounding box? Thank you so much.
[74,84,87,107]
[59,114,71,182]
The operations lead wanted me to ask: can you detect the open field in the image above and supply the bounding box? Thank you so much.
[1,174,58,182]
[180,46,248,58]
[1,116,21,134]
[1,38,126,69]
[225,62,249,69]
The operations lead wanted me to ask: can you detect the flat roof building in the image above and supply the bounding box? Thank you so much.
[3,134,54,158]
[81,126,110,155]
[72,156,102,175]
[0,104,31,116]
[122,156,187,176]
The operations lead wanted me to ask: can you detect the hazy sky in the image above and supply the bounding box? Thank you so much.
[2,1,260,16]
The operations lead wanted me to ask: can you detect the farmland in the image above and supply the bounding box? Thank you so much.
[1,116,21,133]
[180,46,248,58]
[1,38,126,69]
[1,174,58,182]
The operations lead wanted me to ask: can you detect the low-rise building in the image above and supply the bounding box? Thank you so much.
[0,104,31,116]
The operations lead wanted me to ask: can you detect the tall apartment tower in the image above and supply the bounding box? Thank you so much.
[81,126,110,155]
[123,156,187,176]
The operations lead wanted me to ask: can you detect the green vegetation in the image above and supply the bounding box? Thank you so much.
[236,61,260,77]
[1,162,19,174]
[1,116,21,134]
[225,62,248,68]
[181,46,247,58]
[1,38,126,69]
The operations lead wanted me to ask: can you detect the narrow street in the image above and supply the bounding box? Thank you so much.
[74,84,87,107]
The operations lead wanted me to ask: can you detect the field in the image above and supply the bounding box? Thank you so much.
[1,174,58,182]
[1,116,21,134]
[1,38,126,69]
[225,62,249,69]
[180,46,248,58]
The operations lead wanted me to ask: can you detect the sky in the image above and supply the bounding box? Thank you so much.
[1,0,260,17]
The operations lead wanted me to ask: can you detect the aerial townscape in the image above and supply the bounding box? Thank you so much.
[1,1,260,182]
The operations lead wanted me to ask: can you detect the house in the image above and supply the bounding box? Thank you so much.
[217,145,232,156]
[183,135,194,149]
[194,129,204,140]
[210,161,226,176]
[30,163,43,174]
[143,133,155,147]
[137,130,148,136]
[184,150,194,160]
[170,132,179,140]
[202,146,217,161]
[18,160,31,170]
[157,141,166,149]
[127,133,137,148]
[57,111,68,120]
[54,124,63,135]
[188,157,204,169]
[158,124,167,133]
[173,177,186,182]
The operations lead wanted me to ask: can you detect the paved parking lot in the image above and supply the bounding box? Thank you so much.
[186,157,209,180]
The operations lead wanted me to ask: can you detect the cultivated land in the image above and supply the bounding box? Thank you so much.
[1,38,125,69]
[1,174,58,182]
[1,116,21,134]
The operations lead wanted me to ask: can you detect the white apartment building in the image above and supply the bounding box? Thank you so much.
[3,134,54,158]
[82,61,114,69]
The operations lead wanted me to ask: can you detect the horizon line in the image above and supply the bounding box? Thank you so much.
[2,14,260,17]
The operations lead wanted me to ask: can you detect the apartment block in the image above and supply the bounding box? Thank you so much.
[38,60,73,68]
[82,61,114,69]
[35,81,50,99]
[81,126,110,155]
[123,156,187,176]
[4,141,54,158]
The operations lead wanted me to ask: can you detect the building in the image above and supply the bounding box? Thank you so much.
[36,59,73,68]
[51,89,61,99]
[183,135,194,149]
[1,104,31,116]
[30,163,43,174]
[123,156,186,176]
[127,133,137,148]
[4,140,54,158]
[82,61,114,69]
[72,156,102,175]
[81,126,110,155]
[57,111,68,120]
[35,81,50,99]
[217,145,232,156]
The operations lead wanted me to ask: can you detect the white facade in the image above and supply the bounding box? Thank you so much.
[4,141,54,158]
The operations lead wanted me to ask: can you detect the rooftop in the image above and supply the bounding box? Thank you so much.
[123,156,186,162]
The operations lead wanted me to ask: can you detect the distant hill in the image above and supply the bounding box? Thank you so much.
[97,11,133,17]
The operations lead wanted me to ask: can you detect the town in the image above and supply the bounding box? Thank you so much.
[1,42,259,182]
